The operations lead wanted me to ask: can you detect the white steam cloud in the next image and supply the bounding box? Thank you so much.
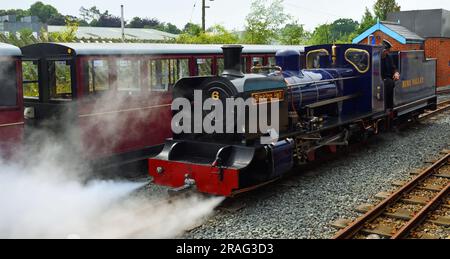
[0,161,222,239]
[0,124,223,239]
[0,70,223,238]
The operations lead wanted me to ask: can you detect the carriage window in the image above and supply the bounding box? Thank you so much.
[345,48,370,73]
[196,58,212,76]
[252,57,263,67]
[170,59,189,84]
[268,57,276,66]
[117,59,141,92]
[242,57,248,72]
[88,59,110,93]
[218,57,247,74]
[150,59,189,91]
[48,60,72,101]
[150,59,169,91]
[306,49,330,69]
[0,60,17,106]
[22,60,39,98]
[217,58,224,75]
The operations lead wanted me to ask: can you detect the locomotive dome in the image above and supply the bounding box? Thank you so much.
[275,49,301,72]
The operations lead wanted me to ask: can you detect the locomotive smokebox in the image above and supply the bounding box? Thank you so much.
[222,45,244,78]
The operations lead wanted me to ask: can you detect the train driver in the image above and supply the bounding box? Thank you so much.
[381,40,401,109]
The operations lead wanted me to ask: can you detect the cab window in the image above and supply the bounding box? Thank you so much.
[345,48,370,73]
[48,60,72,101]
[0,60,17,106]
[22,60,39,99]
[306,49,330,69]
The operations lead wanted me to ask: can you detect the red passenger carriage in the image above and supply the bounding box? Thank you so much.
[17,43,303,169]
[0,43,23,158]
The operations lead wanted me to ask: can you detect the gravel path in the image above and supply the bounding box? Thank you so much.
[177,111,450,239]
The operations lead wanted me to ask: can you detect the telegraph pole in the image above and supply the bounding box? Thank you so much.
[202,0,206,32]
[202,0,214,32]
[121,5,125,42]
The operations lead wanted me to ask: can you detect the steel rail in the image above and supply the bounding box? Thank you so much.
[391,183,449,239]
[333,152,450,239]
[419,99,450,120]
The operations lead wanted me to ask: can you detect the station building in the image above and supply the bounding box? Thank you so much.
[353,9,450,89]
[0,15,46,37]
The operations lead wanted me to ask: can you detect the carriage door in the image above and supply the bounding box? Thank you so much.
[24,56,76,131]
[0,57,23,156]
[372,48,385,113]
[47,58,75,102]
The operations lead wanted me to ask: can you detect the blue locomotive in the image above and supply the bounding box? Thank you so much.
[149,44,437,196]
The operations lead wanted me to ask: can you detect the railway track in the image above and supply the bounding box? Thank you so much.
[419,99,450,120]
[332,151,450,239]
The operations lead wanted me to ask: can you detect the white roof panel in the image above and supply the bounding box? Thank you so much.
[46,43,305,56]
[48,26,177,41]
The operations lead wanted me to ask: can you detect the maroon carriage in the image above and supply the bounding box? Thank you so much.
[0,43,23,158]
[19,43,303,170]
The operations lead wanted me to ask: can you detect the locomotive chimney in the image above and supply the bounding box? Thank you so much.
[222,45,244,78]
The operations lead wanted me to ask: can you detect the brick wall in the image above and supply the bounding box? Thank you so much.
[358,31,450,88]
[425,38,450,88]
[357,31,422,51]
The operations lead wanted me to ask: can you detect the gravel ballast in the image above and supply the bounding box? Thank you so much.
[177,111,450,239]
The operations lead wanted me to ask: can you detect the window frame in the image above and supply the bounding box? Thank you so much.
[87,58,112,94]
[22,59,40,100]
[344,48,371,74]
[148,58,191,92]
[115,58,143,93]
[47,58,74,102]
[306,49,330,69]
[195,56,214,77]
[0,57,19,109]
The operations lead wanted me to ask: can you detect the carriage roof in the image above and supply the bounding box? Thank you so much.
[0,43,21,57]
[21,43,305,57]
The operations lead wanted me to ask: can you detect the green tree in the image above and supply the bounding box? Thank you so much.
[243,0,291,44]
[29,1,60,23]
[374,0,400,21]
[79,6,101,24]
[329,18,359,42]
[129,17,160,28]
[163,23,181,34]
[176,25,239,44]
[183,23,202,36]
[357,7,376,34]
[0,9,30,20]
[309,24,332,45]
[49,17,79,42]
[279,21,309,45]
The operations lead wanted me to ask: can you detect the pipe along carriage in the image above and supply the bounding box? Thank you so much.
[149,44,437,197]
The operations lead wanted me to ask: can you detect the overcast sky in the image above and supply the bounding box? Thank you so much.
[2,0,449,31]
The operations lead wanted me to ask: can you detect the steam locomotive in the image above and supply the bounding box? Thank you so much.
[149,44,437,197]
